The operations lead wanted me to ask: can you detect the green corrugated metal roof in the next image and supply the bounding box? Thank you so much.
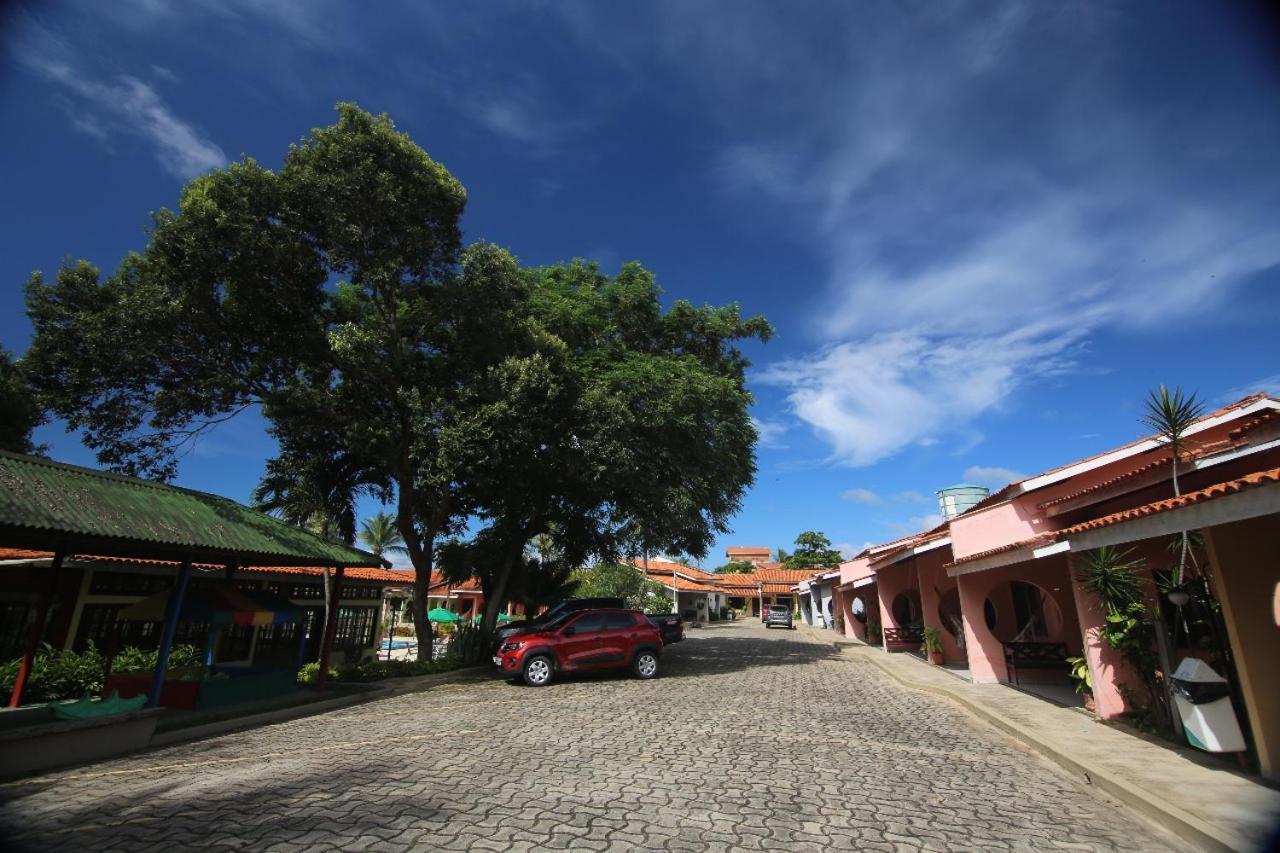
[0,450,385,567]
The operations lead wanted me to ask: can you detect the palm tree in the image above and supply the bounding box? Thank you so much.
[359,512,408,560]
[1139,385,1205,584]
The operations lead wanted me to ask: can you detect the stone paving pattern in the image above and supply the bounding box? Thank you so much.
[0,621,1184,851]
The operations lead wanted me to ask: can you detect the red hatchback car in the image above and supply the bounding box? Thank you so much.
[494,608,663,687]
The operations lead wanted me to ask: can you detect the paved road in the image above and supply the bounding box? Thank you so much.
[0,621,1183,851]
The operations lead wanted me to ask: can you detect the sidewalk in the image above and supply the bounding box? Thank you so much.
[799,624,1280,852]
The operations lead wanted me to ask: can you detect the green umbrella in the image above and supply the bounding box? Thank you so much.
[427,607,463,623]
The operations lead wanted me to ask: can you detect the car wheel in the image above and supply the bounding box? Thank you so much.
[522,655,553,687]
[633,650,659,680]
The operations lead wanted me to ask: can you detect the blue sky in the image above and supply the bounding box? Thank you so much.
[2,2,1278,567]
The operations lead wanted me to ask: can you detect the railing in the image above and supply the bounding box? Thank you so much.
[1001,641,1069,687]
[882,626,924,651]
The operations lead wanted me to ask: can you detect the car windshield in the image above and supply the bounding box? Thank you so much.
[540,611,576,631]
[770,605,789,612]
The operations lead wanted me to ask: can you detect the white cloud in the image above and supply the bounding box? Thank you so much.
[840,488,882,505]
[833,542,858,560]
[759,328,1081,467]
[750,416,790,449]
[17,41,225,179]
[1222,374,1280,402]
[888,512,945,536]
[552,4,1280,468]
[962,465,1027,491]
[892,490,930,504]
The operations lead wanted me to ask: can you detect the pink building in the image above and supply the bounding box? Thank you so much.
[838,393,1280,779]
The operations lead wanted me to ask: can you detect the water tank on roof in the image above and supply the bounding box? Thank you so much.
[936,485,990,520]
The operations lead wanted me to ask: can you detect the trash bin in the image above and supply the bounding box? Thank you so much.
[1170,658,1246,753]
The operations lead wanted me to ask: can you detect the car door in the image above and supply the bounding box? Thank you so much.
[557,612,608,670]
[598,611,637,665]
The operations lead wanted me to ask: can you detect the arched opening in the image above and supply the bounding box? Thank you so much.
[891,590,922,629]
[982,581,1062,642]
[937,588,963,639]
[851,596,867,623]
[1009,580,1062,640]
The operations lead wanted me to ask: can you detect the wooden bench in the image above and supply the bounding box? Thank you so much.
[1002,641,1069,687]
[882,627,923,652]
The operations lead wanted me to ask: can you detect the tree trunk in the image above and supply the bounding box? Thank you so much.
[481,545,522,636]
[394,477,441,663]
[409,537,435,661]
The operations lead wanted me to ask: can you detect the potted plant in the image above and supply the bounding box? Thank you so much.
[1066,655,1095,712]
[921,626,945,664]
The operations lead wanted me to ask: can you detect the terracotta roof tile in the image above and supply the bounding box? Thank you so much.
[948,464,1280,567]
[1057,465,1280,536]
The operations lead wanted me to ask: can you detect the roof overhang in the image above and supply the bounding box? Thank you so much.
[1066,476,1280,552]
[947,540,1068,577]
[1018,397,1280,495]
[1045,431,1280,518]
[872,536,952,570]
[950,475,1280,577]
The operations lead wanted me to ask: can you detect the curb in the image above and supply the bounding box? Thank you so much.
[851,647,1249,853]
[151,665,491,748]
[150,685,392,747]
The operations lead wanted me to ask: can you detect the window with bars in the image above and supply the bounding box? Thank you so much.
[88,572,173,596]
[339,584,382,600]
[0,602,31,660]
[73,604,209,652]
[334,606,377,649]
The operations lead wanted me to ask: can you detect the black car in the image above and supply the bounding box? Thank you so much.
[493,597,626,648]
[646,613,685,645]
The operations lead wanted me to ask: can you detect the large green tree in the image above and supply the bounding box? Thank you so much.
[783,531,843,570]
[0,346,45,454]
[572,562,672,613]
[23,103,769,643]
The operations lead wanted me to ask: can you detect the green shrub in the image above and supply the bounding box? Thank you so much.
[297,661,338,684]
[112,644,204,674]
[0,643,106,705]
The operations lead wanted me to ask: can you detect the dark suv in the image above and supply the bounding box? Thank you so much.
[494,608,663,686]
[493,597,625,649]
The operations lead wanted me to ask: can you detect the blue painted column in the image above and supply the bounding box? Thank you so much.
[147,558,193,709]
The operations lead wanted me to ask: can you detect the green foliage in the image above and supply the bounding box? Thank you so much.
[866,618,882,646]
[715,560,756,574]
[296,661,338,684]
[0,346,46,454]
[572,562,672,613]
[0,643,104,704]
[1139,384,1205,456]
[1075,546,1145,609]
[782,531,843,570]
[112,644,203,674]
[23,102,770,646]
[359,512,407,558]
[920,626,944,655]
[1140,384,1205,585]
[1076,546,1168,724]
[1066,655,1093,694]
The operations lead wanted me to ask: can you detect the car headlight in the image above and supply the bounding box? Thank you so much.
[500,641,525,652]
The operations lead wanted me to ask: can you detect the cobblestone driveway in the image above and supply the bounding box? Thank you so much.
[0,621,1183,851]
